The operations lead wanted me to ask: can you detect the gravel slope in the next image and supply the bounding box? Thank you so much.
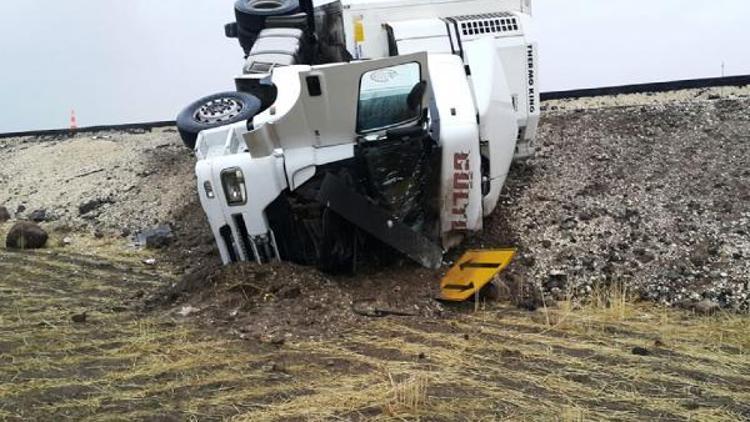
[481,93,750,311]
[0,128,195,237]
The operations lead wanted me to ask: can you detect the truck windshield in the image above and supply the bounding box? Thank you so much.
[357,62,422,133]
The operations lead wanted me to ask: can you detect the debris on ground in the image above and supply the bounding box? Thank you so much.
[148,261,447,341]
[136,225,175,249]
[0,206,11,223]
[5,221,48,249]
[28,209,49,222]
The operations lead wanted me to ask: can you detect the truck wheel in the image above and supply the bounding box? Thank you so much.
[234,0,300,32]
[176,92,262,150]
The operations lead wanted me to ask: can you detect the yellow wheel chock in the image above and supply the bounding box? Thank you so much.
[440,249,516,302]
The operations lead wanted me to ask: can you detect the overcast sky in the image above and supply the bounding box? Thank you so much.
[1,0,748,132]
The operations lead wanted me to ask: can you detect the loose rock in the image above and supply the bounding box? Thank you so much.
[693,299,720,315]
[71,312,87,323]
[137,225,174,249]
[631,347,652,356]
[0,206,10,223]
[29,209,48,222]
[79,197,114,216]
[5,221,48,249]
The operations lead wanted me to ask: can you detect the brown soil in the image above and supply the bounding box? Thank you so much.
[151,259,452,342]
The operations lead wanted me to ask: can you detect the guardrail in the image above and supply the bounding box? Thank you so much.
[1,75,748,139]
[0,120,175,140]
[541,74,750,101]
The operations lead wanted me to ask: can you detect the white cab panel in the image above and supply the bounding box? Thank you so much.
[428,54,482,249]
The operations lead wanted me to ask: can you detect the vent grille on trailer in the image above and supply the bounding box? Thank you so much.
[453,12,519,36]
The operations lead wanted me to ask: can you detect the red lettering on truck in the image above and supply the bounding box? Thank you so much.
[451,152,471,230]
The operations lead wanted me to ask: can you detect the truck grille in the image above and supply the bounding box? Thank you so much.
[218,214,280,265]
[219,225,238,263]
[452,12,519,36]
[233,214,257,262]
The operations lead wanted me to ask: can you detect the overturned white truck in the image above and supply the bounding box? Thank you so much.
[177,0,540,272]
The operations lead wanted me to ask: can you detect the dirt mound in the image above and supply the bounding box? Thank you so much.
[155,261,453,341]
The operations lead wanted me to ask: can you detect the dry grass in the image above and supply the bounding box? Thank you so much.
[1,243,749,421]
[384,371,429,415]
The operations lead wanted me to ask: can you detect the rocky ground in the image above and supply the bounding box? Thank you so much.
[1,86,749,322]
[2,86,750,420]
[492,90,750,311]
[0,127,219,273]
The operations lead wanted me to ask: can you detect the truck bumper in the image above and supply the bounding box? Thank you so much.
[195,153,288,265]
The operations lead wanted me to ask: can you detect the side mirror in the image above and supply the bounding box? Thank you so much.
[406,80,428,111]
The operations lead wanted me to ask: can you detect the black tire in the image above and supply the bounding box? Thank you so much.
[176,91,262,150]
[234,0,300,33]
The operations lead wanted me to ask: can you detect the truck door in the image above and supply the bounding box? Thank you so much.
[279,51,433,191]
[296,52,431,148]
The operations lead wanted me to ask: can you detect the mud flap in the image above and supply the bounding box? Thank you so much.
[440,249,516,301]
[316,173,443,269]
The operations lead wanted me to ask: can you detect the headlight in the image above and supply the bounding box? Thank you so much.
[221,168,246,206]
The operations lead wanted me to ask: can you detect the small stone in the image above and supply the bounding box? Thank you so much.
[5,221,48,249]
[136,225,174,249]
[693,299,720,315]
[278,285,301,299]
[178,306,200,317]
[0,206,10,223]
[560,217,577,230]
[71,312,87,323]
[143,258,157,266]
[79,197,114,216]
[545,271,568,291]
[62,237,73,246]
[29,209,48,222]
[631,346,651,356]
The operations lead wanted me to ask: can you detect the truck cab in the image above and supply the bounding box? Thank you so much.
[179,0,540,270]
